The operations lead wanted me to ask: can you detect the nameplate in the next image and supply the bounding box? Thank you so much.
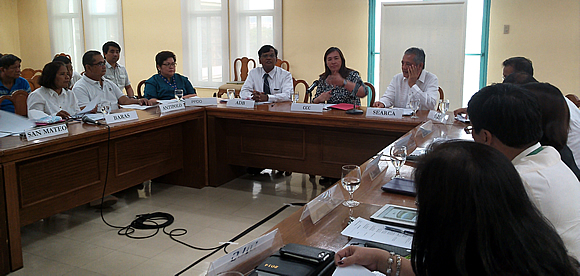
[290,103,323,113]
[184,97,217,106]
[226,99,255,109]
[160,101,185,113]
[25,123,68,141]
[427,110,446,123]
[104,110,138,124]
[366,107,403,119]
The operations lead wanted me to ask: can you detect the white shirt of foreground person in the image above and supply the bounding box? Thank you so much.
[565,97,580,166]
[27,86,81,117]
[512,143,580,259]
[377,70,439,110]
[73,74,125,110]
[239,66,293,103]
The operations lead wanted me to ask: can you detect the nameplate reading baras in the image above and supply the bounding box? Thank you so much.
[226,99,255,109]
[184,97,217,106]
[160,101,185,114]
[25,123,68,141]
[105,110,139,124]
[366,107,403,119]
[290,103,323,113]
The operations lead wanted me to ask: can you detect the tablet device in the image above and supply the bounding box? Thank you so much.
[370,204,417,228]
[381,178,416,196]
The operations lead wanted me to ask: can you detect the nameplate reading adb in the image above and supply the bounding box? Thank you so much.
[366,107,403,119]
[105,110,139,124]
[291,103,323,113]
[25,123,69,141]
[227,99,255,109]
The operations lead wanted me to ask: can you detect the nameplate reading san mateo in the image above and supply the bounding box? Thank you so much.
[366,107,403,119]
[160,101,186,114]
[226,99,255,109]
[104,110,139,124]
[25,123,69,141]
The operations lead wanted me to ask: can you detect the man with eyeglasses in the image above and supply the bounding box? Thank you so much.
[240,45,293,102]
[73,50,151,111]
[0,54,31,113]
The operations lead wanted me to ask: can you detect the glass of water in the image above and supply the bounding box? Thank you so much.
[175,89,184,101]
[439,99,450,114]
[341,165,361,207]
[409,98,420,119]
[292,91,300,103]
[227,89,235,100]
[98,101,111,115]
[390,145,407,179]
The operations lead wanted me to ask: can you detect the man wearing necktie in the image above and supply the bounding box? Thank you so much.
[240,45,293,102]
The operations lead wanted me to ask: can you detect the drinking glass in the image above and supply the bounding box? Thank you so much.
[98,101,111,115]
[292,91,300,103]
[439,99,450,114]
[341,165,361,207]
[227,89,236,100]
[390,145,407,179]
[175,89,184,101]
[409,98,420,119]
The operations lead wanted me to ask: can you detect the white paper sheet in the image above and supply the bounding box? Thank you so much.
[341,217,413,249]
[333,264,377,276]
[77,97,100,115]
[119,104,158,110]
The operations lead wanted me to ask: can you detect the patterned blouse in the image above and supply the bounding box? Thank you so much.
[314,70,364,105]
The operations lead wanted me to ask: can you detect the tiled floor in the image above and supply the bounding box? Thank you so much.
[10,171,332,276]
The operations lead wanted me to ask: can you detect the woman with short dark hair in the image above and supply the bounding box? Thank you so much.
[143,51,196,103]
[27,61,79,119]
[335,141,579,275]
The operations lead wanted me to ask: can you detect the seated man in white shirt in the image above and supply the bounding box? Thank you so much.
[467,83,580,259]
[372,47,438,110]
[239,45,293,103]
[73,50,150,111]
[102,41,136,98]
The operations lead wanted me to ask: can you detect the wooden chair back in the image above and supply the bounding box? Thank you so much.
[21,68,42,81]
[364,82,375,106]
[233,57,256,82]
[137,80,146,98]
[0,90,29,116]
[566,94,580,108]
[276,59,290,71]
[292,78,309,103]
[30,75,42,91]
[438,87,444,101]
[54,53,72,61]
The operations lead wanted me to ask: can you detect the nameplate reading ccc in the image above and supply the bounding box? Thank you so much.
[226,99,255,109]
[366,107,403,119]
[105,110,139,124]
[160,101,186,114]
[184,97,217,106]
[25,123,68,141]
[290,103,323,113]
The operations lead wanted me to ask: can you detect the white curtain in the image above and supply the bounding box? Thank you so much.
[82,0,125,64]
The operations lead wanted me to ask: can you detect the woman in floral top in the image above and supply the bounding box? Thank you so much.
[312,47,367,105]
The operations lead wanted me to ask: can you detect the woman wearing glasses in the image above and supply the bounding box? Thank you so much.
[144,51,197,104]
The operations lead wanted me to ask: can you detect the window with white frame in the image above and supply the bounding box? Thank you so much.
[46,0,125,72]
[181,0,282,88]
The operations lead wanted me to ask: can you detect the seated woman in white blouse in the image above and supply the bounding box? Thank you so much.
[27,61,80,119]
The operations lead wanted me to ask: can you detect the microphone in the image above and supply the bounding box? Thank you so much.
[82,115,101,125]
[346,80,364,115]
[306,80,320,93]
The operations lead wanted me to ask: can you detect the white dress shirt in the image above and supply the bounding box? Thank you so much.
[104,61,131,91]
[27,86,80,117]
[240,66,293,103]
[73,74,125,110]
[512,143,580,259]
[378,70,439,110]
[565,97,580,166]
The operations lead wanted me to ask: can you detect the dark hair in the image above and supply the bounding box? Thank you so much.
[404,47,426,68]
[467,83,542,148]
[411,141,579,276]
[258,45,278,58]
[502,71,538,85]
[52,55,72,65]
[502,57,534,76]
[155,51,176,71]
[39,61,66,90]
[82,50,102,69]
[102,41,121,55]
[319,47,352,79]
[522,82,570,150]
[0,54,22,69]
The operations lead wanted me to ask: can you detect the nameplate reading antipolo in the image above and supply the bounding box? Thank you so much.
[226,99,255,109]
[25,123,68,141]
[184,97,217,106]
[160,101,185,114]
[290,103,323,113]
[366,107,403,119]
[104,110,138,124]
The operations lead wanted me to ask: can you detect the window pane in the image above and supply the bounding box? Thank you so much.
[465,0,483,53]
[462,55,481,106]
[244,0,274,10]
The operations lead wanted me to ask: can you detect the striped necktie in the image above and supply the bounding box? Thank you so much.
[263,73,271,94]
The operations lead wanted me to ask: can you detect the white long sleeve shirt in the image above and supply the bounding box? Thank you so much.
[378,70,439,110]
[240,66,293,103]
[27,86,80,117]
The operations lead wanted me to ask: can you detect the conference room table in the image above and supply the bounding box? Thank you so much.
[0,102,461,273]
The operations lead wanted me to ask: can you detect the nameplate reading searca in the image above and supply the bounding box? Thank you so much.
[184,97,217,106]
[226,99,255,109]
[366,107,403,119]
[104,110,138,124]
[290,103,324,113]
[25,123,68,141]
[160,101,186,114]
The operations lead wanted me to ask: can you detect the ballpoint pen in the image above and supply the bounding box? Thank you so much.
[384,225,414,236]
